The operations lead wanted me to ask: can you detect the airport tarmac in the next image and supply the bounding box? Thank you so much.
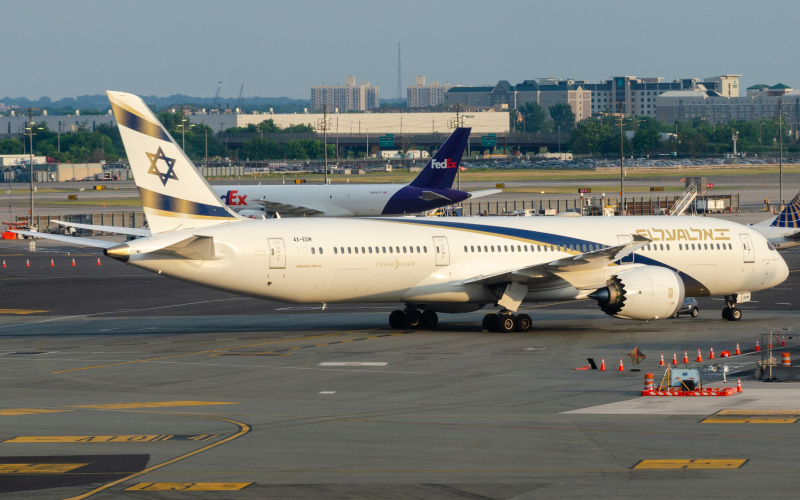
[1,236,800,499]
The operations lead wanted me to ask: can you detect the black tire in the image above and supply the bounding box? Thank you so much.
[482,313,499,332]
[516,314,532,332]
[722,307,731,320]
[730,308,742,321]
[406,309,422,328]
[421,310,439,329]
[499,314,516,333]
[389,310,406,329]
[691,308,699,318]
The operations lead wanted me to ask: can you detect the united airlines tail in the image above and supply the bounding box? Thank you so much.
[108,91,242,234]
[770,191,800,228]
[408,127,471,190]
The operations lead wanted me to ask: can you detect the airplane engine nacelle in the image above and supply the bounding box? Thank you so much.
[589,266,685,320]
[238,209,266,219]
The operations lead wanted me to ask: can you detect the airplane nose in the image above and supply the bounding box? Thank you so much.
[773,255,790,287]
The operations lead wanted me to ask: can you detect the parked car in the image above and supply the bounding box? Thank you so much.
[674,297,699,318]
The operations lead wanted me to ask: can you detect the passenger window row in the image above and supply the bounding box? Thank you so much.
[330,246,428,255]
[463,243,607,253]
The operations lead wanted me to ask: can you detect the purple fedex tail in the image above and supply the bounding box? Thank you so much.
[380,127,472,215]
[408,127,471,190]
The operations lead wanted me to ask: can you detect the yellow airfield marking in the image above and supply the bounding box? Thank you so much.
[702,417,798,424]
[52,330,367,374]
[633,459,747,470]
[716,409,800,416]
[0,408,70,416]
[5,434,222,443]
[0,309,48,315]
[0,463,88,474]
[68,401,237,410]
[125,482,252,491]
[63,414,250,500]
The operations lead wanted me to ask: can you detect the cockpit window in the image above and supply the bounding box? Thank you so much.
[767,241,776,251]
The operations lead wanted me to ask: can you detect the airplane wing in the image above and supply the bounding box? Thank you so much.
[51,220,151,237]
[463,234,650,287]
[466,189,502,199]
[253,199,325,217]
[11,231,120,249]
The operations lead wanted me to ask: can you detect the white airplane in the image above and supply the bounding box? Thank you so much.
[213,127,500,218]
[19,91,789,331]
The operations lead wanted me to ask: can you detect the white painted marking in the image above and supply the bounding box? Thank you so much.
[319,391,337,394]
[777,303,793,305]
[319,362,388,367]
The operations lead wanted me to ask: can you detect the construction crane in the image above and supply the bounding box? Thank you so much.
[213,81,222,111]
[237,81,245,113]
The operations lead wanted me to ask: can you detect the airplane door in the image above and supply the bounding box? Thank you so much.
[432,236,449,266]
[268,238,286,269]
[617,234,634,263]
[739,234,755,263]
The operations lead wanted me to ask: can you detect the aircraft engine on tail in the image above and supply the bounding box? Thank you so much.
[589,266,685,320]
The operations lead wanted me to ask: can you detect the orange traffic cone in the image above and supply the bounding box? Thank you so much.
[97,258,101,266]
[682,351,689,364]
[599,359,606,371]
[755,340,761,352]
[768,339,773,350]
[708,347,715,360]
[1,260,5,268]
[26,259,30,268]
[737,379,742,392]
[617,359,625,371]
[71,258,76,267]
[50,259,54,267]
[671,353,678,365]
[659,354,665,366]
[781,335,786,347]
[735,343,741,355]
[696,348,703,362]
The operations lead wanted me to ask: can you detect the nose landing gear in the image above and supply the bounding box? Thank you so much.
[722,295,743,321]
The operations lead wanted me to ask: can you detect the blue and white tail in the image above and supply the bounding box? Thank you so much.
[108,91,242,234]
[771,191,800,228]
[408,127,471,190]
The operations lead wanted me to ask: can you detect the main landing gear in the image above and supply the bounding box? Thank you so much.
[482,311,532,333]
[389,308,438,329]
[722,295,742,321]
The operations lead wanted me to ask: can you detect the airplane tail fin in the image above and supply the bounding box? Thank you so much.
[408,127,470,190]
[770,191,800,228]
[107,91,242,234]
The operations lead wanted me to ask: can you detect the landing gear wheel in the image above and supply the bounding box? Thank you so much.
[722,307,731,320]
[406,309,422,328]
[730,308,742,321]
[482,313,499,332]
[389,310,406,329]
[691,308,699,318]
[421,310,439,329]
[499,314,516,333]
[515,314,532,332]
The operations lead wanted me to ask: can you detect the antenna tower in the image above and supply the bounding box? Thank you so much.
[214,81,222,111]
[237,81,245,113]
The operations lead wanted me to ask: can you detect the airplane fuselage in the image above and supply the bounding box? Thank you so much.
[213,184,470,216]
[124,216,788,310]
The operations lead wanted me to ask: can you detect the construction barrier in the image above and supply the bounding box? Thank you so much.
[642,387,740,397]
[782,352,791,366]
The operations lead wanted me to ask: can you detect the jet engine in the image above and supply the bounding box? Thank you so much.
[589,266,685,320]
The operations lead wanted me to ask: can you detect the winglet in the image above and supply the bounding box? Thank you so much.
[408,127,470,190]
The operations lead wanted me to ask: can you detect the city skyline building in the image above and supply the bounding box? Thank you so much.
[406,76,455,108]
[310,76,379,112]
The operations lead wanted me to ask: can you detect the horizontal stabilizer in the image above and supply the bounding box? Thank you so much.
[51,220,151,237]
[419,190,452,202]
[11,231,119,249]
[466,189,502,199]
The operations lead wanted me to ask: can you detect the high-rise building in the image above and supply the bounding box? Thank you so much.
[311,76,379,112]
[407,76,454,108]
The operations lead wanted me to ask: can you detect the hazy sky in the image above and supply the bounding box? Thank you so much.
[3,0,798,100]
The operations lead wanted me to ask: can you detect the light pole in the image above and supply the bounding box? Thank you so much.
[779,99,784,206]
[24,109,42,230]
[759,122,765,146]
[317,106,332,184]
